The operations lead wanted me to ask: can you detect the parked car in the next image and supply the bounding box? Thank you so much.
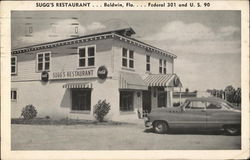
[144,97,241,135]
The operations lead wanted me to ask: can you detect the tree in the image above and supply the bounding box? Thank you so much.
[234,88,241,106]
[219,90,224,99]
[224,85,235,103]
[212,89,216,97]
[185,88,189,92]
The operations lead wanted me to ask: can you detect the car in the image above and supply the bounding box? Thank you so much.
[144,97,241,135]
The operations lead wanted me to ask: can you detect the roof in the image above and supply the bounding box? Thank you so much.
[12,28,135,50]
[11,28,177,58]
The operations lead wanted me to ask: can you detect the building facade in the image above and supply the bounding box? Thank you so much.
[11,28,182,121]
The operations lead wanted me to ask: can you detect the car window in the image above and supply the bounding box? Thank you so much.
[185,101,206,110]
[206,102,222,109]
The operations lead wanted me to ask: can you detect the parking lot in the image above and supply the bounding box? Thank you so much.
[11,124,241,150]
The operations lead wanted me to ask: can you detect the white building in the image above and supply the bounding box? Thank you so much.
[11,28,182,121]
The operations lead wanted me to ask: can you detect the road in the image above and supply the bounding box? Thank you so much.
[11,124,241,150]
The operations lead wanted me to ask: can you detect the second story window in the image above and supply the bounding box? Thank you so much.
[163,60,167,74]
[11,56,17,75]
[146,55,150,72]
[11,90,17,101]
[25,23,33,37]
[78,46,95,67]
[122,48,134,69]
[159,59,162,74]
[37,52,51,72]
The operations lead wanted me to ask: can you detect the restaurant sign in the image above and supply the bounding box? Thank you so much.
[50,69,94,80]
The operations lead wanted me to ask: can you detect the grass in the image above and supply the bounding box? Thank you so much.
[11,118,132,126]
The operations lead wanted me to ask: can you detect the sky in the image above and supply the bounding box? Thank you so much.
[11,11,241,91]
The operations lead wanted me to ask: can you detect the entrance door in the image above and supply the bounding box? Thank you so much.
[142,91,151,113]
[158,92,167,107]
[176,100,206,129]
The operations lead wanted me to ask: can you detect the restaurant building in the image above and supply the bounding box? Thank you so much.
[11,28,182,121]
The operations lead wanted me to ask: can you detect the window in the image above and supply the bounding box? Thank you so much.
[25,23,33,36]
[163,60,167,74]
[75,26,78,33]
[11,56,17,74]
[120,91,134,111]
[11,90,17,101]
[37,52,51,72]
[51,23,57,33]
[122,48,127,67]
[122,48,134,69]
[185,101,206,110]
[71,89,91,111]
[146,55,150,72]
[206,102,222,109]
[159,59,162,73]
[78,46,95,67]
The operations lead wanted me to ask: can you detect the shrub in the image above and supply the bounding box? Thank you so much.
[93,100,111,122]
[21,104,37,120]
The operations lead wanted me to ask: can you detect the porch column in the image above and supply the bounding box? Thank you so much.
[169,88,173,107]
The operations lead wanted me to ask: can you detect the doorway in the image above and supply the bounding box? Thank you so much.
[142,91,151,113]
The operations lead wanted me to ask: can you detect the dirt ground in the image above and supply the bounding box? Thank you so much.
[11,124,241,150]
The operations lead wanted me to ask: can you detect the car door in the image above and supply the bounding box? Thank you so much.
[179,100,207,129]
[206,102,233,129]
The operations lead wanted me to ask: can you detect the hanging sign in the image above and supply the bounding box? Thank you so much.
[41,71,49,82]
[97,66,108,79]
[173,76,180,87]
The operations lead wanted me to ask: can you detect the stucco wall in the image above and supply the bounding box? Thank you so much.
[112,39,174,76]
[11,78,119,120]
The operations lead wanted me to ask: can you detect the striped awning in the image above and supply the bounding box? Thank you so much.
[63,82,92,88]
[119,72,148,90]
[144,74,182,87]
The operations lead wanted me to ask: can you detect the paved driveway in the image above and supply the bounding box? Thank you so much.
[11,124,241,150]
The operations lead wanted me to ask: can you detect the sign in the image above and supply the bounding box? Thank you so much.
[51,69,94,80]
[97,66,108,79]
[173,76,180,87]
[41,71,49,82]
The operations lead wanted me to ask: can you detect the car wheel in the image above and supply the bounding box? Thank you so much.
[153,121,168,134]
[225,125,240,135]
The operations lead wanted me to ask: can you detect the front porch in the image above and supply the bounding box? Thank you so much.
[118,72,182,116]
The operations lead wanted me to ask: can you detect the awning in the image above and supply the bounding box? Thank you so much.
[63,82,92,88]
[144,74,182,87]
[119,72,148,90]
